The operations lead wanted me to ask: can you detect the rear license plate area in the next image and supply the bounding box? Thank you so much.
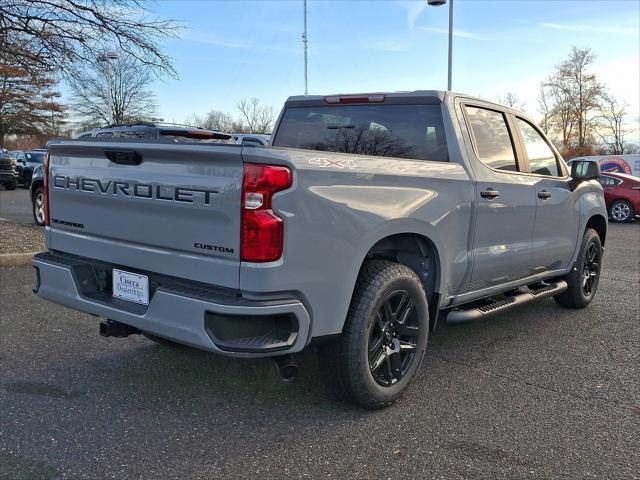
[112,269,149,305]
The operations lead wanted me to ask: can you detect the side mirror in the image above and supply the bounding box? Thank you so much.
[571,160,600,181]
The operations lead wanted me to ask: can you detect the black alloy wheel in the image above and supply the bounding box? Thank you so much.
[554,228,602,309]
[368,290,420,387]
[319,260,429,409]
[582,241,600,297]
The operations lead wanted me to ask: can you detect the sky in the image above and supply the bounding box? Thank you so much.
[107,0,640,126]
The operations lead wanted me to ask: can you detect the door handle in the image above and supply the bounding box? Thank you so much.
[537,190,552,200]
[480,188,500,199]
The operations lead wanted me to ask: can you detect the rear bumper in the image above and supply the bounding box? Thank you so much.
[32,252,311,358]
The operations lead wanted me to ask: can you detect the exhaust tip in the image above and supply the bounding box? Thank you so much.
[279,364,299,382]
[274,355,298,382]
[99,321,108,337]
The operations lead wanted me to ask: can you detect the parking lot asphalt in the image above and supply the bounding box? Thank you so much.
[1,223,639,480]
[0,187,32,225]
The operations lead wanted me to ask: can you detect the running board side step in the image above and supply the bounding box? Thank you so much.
[445,280,568,325]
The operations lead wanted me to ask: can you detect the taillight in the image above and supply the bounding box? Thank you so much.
[241,163,292,262]
[44,152,50,226]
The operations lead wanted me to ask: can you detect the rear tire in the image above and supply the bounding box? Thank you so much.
[319,260,429,409]
[32,186,45,226]
[554,228,602,309]
[609,200,634,223]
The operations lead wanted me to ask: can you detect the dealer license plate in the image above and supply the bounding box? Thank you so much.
[112,269,149,305]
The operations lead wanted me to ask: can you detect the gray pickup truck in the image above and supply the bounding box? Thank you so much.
[33,91,606,408]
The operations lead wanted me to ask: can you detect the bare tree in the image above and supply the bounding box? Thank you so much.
[0,59,64,145]
[545,47,604,155]
[70,54,157,128]
[498,92,525,110]
[537,85,552,135]
[236,98,275,134]
[0,0,180,79]
[596,96,632,155]
[546,77,575,151]
[186,110,236,132]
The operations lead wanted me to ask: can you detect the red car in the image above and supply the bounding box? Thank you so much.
[597,172,640,223]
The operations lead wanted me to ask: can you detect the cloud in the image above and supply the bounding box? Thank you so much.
[368,39,411,52]
[182,31,296,55]
[395,1,496,43]
[416,26,493,41]
[593,54,640,121]
[395,1,427,29]
[539,22,637,35]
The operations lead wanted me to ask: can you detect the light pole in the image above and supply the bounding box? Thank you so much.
[302,0,308,95]
[427,0,452,91]
[97,52,119,124]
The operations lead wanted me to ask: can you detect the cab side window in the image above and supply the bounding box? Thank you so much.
[465,106,518,172]
[516,118,560,177]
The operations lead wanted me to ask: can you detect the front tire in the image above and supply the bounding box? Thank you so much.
[320,260,429,409]
[554,228,603,309]
[4,180,17,190]
[609,200,634,223]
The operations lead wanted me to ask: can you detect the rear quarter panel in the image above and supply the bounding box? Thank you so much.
[240,147,474,338]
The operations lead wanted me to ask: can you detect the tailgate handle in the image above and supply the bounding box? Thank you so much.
[104,149,143,165]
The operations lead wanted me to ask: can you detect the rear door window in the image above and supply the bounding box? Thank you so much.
[272,104,449,161]
[464,106,518,172]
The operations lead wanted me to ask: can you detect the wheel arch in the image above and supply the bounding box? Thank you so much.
[30,179,44,199]
[586,214,607,246]
[359,232,443,331]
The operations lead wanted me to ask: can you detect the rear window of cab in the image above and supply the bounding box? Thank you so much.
[272,104,449,162]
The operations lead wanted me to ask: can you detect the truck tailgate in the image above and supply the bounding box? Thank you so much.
[46,141,243,289]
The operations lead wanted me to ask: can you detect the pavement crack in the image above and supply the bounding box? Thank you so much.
[438,356,636,411]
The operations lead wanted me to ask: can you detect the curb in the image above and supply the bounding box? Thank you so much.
[0,252,40,268]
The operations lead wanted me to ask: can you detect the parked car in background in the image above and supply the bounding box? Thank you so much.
[0,152,19,190]
[597,172,640,223]
[232,133,270,146]
[29,164,46,226]
[78,123,236,143]
[12,149,46,188]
